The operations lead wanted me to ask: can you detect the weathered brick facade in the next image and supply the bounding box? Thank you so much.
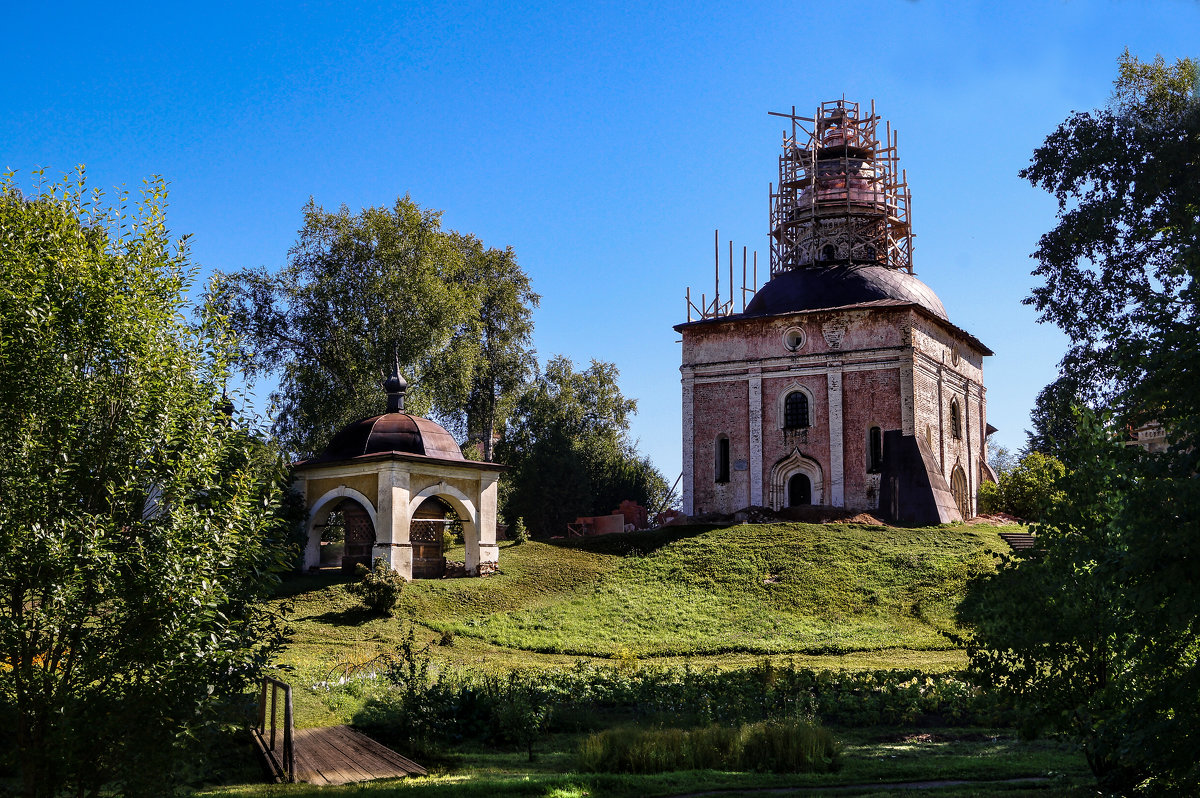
[677,302,991,523]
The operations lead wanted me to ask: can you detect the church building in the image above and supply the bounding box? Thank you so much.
[676,100,994,524]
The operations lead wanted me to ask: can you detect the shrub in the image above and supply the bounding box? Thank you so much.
[977,479,1003,515]
[981,452,1066,520]
[348,557,405,615]
[511,516,530,544]
[738,718,840,772]
[577,719,839,774]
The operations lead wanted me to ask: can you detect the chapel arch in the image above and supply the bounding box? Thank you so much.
[304,487,378,572]
[407,483,484,576]
[410,496,454,579]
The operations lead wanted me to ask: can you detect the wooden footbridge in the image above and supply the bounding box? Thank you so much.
[252,677,427,785]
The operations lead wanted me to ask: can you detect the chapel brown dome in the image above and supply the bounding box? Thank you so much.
[307,413,465,465]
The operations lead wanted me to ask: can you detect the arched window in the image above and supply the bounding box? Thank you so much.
[715,435,730,483]
[950,399,962,440]
[821,244,836,262]
[784,391,810,429]
[868,426,883,473]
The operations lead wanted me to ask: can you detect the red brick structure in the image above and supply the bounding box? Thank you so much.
[676,100,994,525]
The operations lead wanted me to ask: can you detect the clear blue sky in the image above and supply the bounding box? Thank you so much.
[6,1,1198,482]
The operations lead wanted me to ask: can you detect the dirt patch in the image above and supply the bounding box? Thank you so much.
[690,505,887,526]
[875,730,1006,744]
[967,512,1024,526]
[832,512,885,526]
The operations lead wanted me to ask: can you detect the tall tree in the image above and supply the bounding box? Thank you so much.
[428,234,539,461]
[497,356,670,536]
[962,53,1200,794]
[1022,50,1200,438]
[0,170,289,797]
[216,197,474,458]
[217,197,538,461]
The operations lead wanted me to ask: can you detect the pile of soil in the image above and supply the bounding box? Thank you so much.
[967,512,1024,526]
[689,505,885,526]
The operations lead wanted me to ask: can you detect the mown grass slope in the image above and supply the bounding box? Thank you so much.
[426,522,1002,656]
[279,521,1009,667]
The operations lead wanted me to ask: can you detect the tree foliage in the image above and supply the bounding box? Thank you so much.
[964,53,1200,794]
[433,235,538,461]
[962,412,1199,794]
[216,197,537,460]
[497,357,671,536]
[1022,50,1200,436]
[0,170,289,797]
[976,451,1065,520]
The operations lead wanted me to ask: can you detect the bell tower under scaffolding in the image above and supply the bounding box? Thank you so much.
[769,99,913,276]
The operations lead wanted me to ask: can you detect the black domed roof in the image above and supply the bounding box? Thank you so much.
[306,413,465,465]
[743,265,948,321]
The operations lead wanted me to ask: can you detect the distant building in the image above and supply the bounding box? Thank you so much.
[1128,421,1169,453]
[676,100,994,524]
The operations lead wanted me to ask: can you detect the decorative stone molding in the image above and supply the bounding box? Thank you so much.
[768,449,825,509]
[822,321,846,349]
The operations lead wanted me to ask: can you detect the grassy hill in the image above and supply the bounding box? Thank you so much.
[278,520,1012,684]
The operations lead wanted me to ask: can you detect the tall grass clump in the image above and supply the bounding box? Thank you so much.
[577,719,840,774]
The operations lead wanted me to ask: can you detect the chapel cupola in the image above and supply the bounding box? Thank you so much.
[769,99,913,275]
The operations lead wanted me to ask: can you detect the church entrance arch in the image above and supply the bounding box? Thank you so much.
[768,449,824,510]
[950,464,970,520]
[788,473,812,506]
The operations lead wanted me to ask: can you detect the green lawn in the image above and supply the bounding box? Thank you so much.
[271,521,1015,729]
[198,727,1090,797]
[192,520,1096,797]
[278,521,1009,670]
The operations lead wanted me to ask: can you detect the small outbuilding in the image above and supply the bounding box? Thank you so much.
[292,371,504,580]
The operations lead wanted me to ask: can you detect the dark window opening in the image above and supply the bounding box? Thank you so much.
[821,244,836,262]
[788,473,812,506]
[715,436,730,483]
[868,426,883,473]
[784,391,810,430]
[950,400,962,440]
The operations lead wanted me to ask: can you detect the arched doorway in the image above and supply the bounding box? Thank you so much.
[950,465,969,519]
[312,498,376,573]
[788,473,812,506]
[410,497,453,579]
[768,449,823,510]
[303,488,379,573]
[341,501,376,572]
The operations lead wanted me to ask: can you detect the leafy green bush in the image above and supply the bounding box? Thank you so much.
[510,516,530,544]
[979,451,1066,520]
[348,557,405,615]
[977,479,1003,515]
[352,658,1011,755]
[577,719,839,774]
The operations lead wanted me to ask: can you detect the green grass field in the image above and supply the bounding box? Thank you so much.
[204,520,1094,796]
[277,522,1010,682]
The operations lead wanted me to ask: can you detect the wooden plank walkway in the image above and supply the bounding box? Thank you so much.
[292,725,427,786]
